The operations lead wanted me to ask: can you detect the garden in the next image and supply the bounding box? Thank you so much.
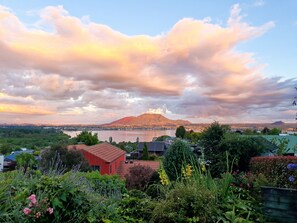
[1,123,297,222]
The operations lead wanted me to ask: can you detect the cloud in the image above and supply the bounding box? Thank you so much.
[146,105,172,115]
[0,4,295,124]
[253,0,265,7]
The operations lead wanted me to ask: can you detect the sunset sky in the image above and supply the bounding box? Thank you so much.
[0,0,296,124]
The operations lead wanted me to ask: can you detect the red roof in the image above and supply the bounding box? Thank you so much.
[83,142,126,163]
[67,144,88,151]
[116,160,160,178]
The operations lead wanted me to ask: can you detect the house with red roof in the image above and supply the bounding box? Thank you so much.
[81,142,126,175]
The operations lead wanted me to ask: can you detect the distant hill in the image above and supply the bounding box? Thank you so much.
[272,121,285,125]
[101,113,191,128]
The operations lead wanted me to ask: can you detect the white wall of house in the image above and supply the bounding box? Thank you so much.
[0,155,4,172]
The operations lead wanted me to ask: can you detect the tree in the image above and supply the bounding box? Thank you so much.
[142,142,149,160]
[74,131,98,146]
[175,126,186,138]
[268,128,281,135]
[109,136,113,144]
[200,122,225,152]
[40,144,90,172]
[163,139,194,181]
[16,153,37,173]
[0,144,13,155]
[262,127,270,134]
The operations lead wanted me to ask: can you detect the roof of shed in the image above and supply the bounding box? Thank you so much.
[83,142,126,163]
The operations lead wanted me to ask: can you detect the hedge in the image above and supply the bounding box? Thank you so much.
[250,156,297,189]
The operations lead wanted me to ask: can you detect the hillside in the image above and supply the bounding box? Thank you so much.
[101,113,191,128]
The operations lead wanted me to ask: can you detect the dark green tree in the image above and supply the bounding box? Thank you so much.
[142,143,149,160]
[262,127,270,134]
[163,139,194,181]
[40,144,90,172]
[75,131,99,146]
[175,126,186,138]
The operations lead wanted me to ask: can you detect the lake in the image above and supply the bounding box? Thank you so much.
[63,129,176,143]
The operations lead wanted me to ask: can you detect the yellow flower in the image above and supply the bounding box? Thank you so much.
[201,163,206,173]
[158,168,169,186]
[182,164,193,178]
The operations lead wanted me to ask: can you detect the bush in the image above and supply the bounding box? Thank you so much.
[151,182,217,223]
[125,165,155,191]
[163,140,194,181]
[0,170,124,223]
[250,156,297,189]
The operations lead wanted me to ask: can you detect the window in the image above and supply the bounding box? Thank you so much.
[92,165,100,171]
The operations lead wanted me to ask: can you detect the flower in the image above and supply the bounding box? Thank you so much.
[23,208,31,215]
[28,194,37,205]
[47,207,54,215]
[287,163,297,170]
[289,176,295,182]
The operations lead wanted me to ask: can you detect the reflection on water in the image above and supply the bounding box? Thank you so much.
[64,129,176,143]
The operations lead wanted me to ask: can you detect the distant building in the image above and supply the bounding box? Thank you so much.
[137,141,167,156]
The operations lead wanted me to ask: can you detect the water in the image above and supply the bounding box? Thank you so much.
[64,129,176,143]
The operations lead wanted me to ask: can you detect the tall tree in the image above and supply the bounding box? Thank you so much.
[142,142,149,160]
[175,126,186,139]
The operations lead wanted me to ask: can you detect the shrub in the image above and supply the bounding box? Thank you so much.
[151,182,217,222]
[125,165,155,191]
[163,139,194,181]
[250,156,297,189]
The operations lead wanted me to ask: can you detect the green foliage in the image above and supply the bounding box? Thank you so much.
[151,181,217,223]
[0,143,13,155]
[268,128,281,135]
[218,135,265,172]
[155,135,171,141]
[0,127,70,151]
[40,144,90,172]
[175,126,186,139]
[271,137,291,155]
[16,153,37,173]
[82,171,126,197]
[250,156,297,189]
[201,122,226,152]
[200,123,265,177]
[142,142,149,160]
[163,139,194,181]
[119,190,155,222]
[0,170,125,223]
[74,131,99,146]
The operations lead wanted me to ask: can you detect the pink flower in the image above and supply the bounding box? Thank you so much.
[28,194,37,206]
[23,208,31,215]
[47,207,54,215]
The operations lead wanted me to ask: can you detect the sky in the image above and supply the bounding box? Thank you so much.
[0,0,296,124]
